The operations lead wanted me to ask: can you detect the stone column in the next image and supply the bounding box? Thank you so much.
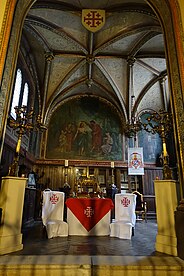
[127,57,135,122]
[0,176,27,255]
[154,179,178,256]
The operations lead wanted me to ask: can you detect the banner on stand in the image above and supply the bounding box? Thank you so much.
[128,147,144,175]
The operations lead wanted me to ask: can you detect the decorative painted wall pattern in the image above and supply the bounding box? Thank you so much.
[46,97,123,160]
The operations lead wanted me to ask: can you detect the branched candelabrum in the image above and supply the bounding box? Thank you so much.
[8,105,46,177]
[125,116,142,143]
[142,109,173,180]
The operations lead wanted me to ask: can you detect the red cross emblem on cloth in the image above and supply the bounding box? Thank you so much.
[84,206,94,217]
[82,9,105,33]
[121,197,130,207]
[50,194,59,204]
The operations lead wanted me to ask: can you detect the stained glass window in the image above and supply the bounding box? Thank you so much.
[22,82,29,106]
[11,69,22,119]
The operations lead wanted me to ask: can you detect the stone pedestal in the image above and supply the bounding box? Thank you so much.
[175,198,184,260]
[154,180,178,256]
[0,176,27,255]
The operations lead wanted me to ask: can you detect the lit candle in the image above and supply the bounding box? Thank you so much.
[65,160,68,167]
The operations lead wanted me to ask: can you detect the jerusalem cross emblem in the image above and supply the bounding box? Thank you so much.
[84,206,94,217]
[82,9,105,32]
[50,194,59,204]
[121,197,130,207]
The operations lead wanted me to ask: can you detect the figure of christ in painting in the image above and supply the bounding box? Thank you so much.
[73,121,90,156]
[87,120,102,153]
[101,132,113,154]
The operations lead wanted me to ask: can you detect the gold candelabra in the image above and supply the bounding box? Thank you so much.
[8,105,46,177]
[125,116,142,143]
[142,109,173,180]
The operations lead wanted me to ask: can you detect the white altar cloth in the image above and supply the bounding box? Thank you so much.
[66,198,114,236]
[67,209,111,236]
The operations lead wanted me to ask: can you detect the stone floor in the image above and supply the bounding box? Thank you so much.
[1,220,184,276]
[9,220,165,256]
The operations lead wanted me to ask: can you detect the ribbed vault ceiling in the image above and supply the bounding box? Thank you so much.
[21,0,168,125]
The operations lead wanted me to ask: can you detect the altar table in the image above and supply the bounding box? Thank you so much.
[65,198,114,236]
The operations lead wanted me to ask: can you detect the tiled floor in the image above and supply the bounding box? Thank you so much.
[9,220,167,256]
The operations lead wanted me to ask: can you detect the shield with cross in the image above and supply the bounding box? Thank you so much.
[82,9,105,33]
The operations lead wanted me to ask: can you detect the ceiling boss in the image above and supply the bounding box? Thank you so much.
[82,9,105,32]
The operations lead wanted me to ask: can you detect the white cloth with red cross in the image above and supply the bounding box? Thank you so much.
[42,190,68,238]
[110,193,136,239]
[114,193,136,226]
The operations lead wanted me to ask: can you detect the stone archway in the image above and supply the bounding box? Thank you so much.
[146,0,184,197]
[0,0,184,257]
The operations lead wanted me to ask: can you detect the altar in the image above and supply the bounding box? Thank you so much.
[65,198,114,236]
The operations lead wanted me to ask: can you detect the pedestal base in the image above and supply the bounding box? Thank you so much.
[154,180,178,257]
[0,176,27,255]
[156,234,177,256]
[0,233,23,255]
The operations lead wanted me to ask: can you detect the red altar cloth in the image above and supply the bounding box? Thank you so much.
[65,198,114,231]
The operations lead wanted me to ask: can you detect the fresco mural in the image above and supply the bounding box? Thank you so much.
[46,97,123,160]
[138,113,162,163]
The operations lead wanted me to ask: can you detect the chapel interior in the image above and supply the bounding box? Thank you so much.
[0,0,179,225]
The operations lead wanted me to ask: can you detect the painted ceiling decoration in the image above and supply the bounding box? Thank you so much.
[81,9,106,32]
[20,0,168,130]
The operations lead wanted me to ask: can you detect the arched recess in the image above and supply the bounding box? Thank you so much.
[0,0,184,197]
[0,0,36,159]
[147,0,184,197]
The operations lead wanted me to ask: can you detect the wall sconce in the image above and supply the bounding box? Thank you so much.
[124,116,142,145]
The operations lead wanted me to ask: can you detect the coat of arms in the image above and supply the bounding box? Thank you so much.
[82,9,105,32]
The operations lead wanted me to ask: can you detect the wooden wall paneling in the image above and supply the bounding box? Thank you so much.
[59,165,64,188]
[142,167,163,219]
[116,169,121,192]
[70,167,76,192]
[22,188,36,227]
[143,195,156,219]
[105,169,110,187]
